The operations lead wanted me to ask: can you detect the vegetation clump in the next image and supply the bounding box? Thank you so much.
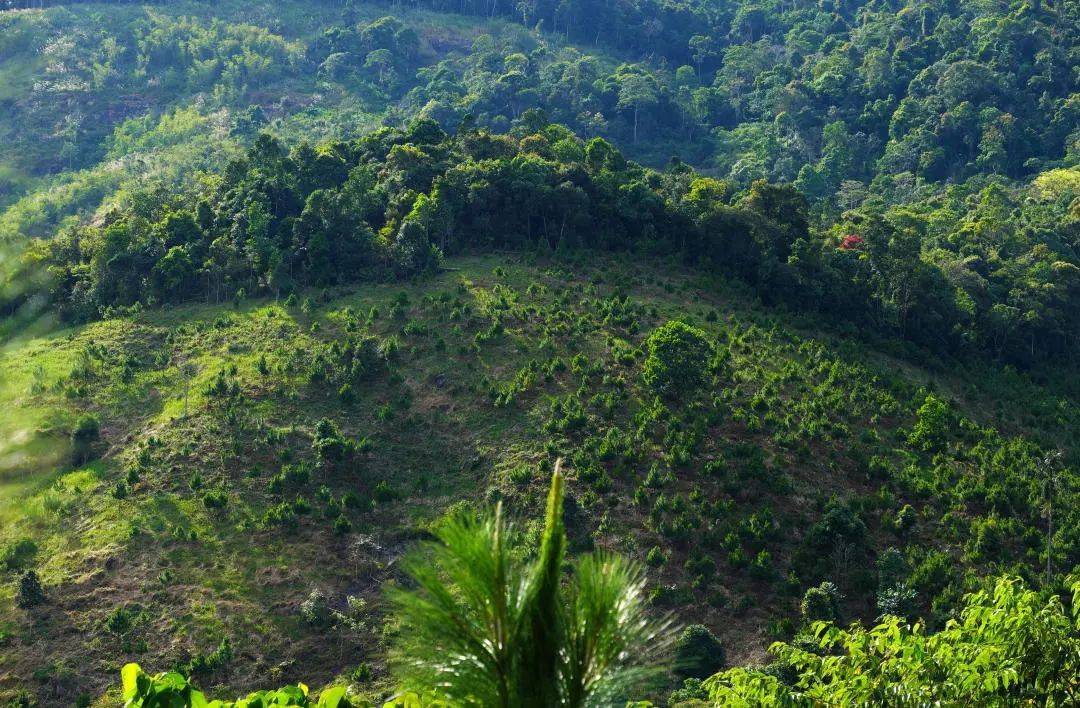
[16,570,45,609]
[642,321,712,398]
[673,624,726,679]
[708,576,1080,705]
[71,413,101,464]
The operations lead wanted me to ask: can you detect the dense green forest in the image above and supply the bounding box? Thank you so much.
[1,0,1079,705]
[13,115,1080,366]
[2,0,1079,364]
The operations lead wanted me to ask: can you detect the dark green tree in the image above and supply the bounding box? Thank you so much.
[642,321,712,397]
[673,624,726,679]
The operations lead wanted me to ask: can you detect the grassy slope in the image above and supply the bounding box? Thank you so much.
[0,254,1076,704]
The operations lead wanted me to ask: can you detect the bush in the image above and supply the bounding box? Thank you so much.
[120,663,356,706]
[16,570,45,608]
[907,394,951,452]
[350,662,372,683]
[749,550,774,581]
[966,515,1006,562]
[674,624,726,679]
[645,545,667,567]
[685,553,716,582]
[106,606,134,635]
[642,321,712,397]
[71,413,101,463]
[894,504,917,535]
[333,515,352,536]
[112,480,130,499]
[202,490,229,509]
[186,638,233,676]
[800,581,842,623]
[313,418,348,466]
[373,480,399,503]
[300,589,332,627]
[805,500,866,551]
[876,583,918,620]
[708,576,1080,704]
[668,677,709,704]
[876,547,908,588]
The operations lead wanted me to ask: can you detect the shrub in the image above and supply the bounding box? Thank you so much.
[350,662,372,683]
[966,515,1006,562]
[507,464,532,486]
[313,419,348,466]
[805,500,866,551]
[120,663,356,707]
[894,504,917,535]
[707,576,1080,705]
[642,321,712,397]
[71,413,101,463]
[645,545,668,567]
[876,583,918,620]
[187,637,233,676]
[749,550,774,581]
[669,677,709,704]
[685,553,716,582]
[16,570,45,608]
[333,515,352,536]
[876,547,908,588]
[106,606,134,635]
[674,624,726,679]
[202,490,229,509]
[801,581,842,623]
[373,480,398,503]
[907,394,951,452]
[300,589,332,627]
[649,583,694,607]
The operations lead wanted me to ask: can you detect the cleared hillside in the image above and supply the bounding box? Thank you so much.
[1,254,1076,704]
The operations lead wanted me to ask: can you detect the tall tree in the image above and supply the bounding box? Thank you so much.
[617,72,658,144]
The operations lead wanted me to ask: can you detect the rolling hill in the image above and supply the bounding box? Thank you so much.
[2,252,1077,703]
[1,0,1079,705]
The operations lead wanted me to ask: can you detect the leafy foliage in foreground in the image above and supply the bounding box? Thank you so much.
[122,663,354,708]
[119,555,1080,705]
[704,575,1080,706]
[390,462,673,706]
[121,663,447,708]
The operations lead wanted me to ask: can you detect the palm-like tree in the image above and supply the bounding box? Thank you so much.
[388,461,673,706]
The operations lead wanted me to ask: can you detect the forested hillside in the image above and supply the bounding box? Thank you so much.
[1,0,1079,705]
[2,0,1079,363]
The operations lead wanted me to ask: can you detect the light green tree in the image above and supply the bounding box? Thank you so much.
[617,72,658,144]
[704,575,1080,705]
